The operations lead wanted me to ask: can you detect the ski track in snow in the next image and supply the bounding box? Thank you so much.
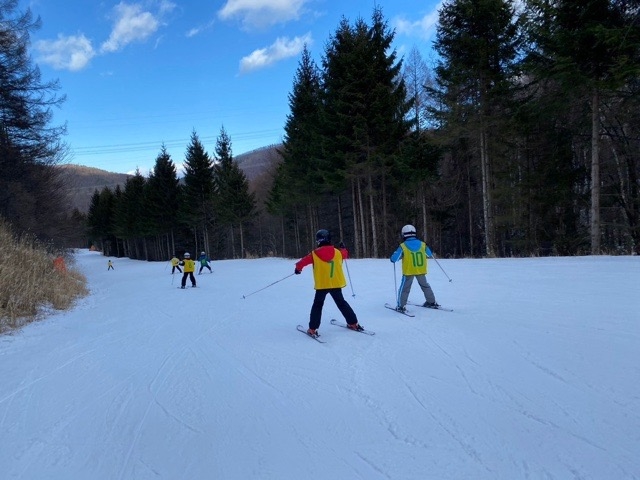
[0,252,639,479]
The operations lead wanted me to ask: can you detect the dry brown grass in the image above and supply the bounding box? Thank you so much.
[0,218,89,334]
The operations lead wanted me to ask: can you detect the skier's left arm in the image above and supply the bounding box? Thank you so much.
[426,246,433,258]
[337,242,349,260]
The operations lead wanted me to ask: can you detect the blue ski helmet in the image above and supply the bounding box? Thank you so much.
[316,229,331,246]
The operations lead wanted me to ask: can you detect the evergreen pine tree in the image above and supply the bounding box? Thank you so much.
[430,0,521,257]
[321,7,412,256]
[145,145,182,257]
[182,130,215,252]
[272,44,325,251]
[113,170,147,259]
[213,126,256,258]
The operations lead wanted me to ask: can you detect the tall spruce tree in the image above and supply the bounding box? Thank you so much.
[86,187,117,255]
[114,170,147,259]
[321,7,412,256]
[182,130,215,253]
[145,145,182,258]
[213,126,256,258]
[274,44,325,251]
[431,0,521,257]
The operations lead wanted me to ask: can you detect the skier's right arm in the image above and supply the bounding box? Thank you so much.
[295,253,313,273]
[390,246,403,263]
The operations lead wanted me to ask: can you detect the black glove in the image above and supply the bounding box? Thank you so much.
[294,268,302,275]
[338,241,346,249]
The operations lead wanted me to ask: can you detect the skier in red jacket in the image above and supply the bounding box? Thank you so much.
[295,229,363,338]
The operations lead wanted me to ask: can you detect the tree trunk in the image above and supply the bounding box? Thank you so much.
[294,209,301,257]
[480,129,495,257]
[368,174,378,258]
[280,216,286,257]
[357,178,367,257]
[351,180,361,257]
[230,226,236,258]
[420,186,427,243]
[337,195,344,244]
[467,163,474,257]
[590,88,601,255]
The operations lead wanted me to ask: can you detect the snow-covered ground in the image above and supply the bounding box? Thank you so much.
[1,249,638,480]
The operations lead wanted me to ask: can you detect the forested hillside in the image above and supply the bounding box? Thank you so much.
[57,165,131,212]
[268,3,640,258]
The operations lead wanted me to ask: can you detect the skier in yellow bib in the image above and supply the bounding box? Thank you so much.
[179,252,196,289]
[295,229,363,338]
[170,255,182,274]
[390,224,439,312]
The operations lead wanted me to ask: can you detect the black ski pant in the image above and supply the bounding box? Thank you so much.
[309,288,357,330]
[181,271,196,287]
[199,265,212,274]
[172,266,182,274]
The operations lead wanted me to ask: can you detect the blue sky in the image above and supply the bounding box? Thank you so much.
[22,0,441,174]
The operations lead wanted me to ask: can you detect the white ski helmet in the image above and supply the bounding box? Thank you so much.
[401,224,416,238]
[201,251,206,255]
[184,252,191,258]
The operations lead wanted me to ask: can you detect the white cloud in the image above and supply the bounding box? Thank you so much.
[186,19,216,38]
[239,33,311,73]
[394,2,442,40]
[100,2,161,53]
[33,1,174,71]
[218,0,306,29]
[158,0,177,15]
[34,34,96,71]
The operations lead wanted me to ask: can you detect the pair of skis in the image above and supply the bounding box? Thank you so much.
[384,302,453,317]
[297,319,375,343]
[298,302,454,342]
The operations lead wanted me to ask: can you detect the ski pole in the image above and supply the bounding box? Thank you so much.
[339,242,355,297]
[344,258,356,298]
[431,253,452,282]
[242,273,295,299]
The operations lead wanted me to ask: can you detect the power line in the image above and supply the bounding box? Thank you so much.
[71,128,283,157]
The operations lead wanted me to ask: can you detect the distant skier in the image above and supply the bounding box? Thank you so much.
[294,229,363,338]
[170,255,182,274]
[197,251,212,274]
[390,224,439,312]
[179,252,196,289]
[107,260,114,271]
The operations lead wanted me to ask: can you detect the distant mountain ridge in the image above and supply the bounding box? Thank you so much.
[234,144,281,181]
[59,144,282,212]
[58,164,131,213]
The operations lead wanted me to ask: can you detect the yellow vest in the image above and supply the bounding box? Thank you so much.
[400,242,428,275]
[183,259,196,272]
[311,249,346,289]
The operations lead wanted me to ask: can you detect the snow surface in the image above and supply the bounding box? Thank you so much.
[1,249,639,480]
